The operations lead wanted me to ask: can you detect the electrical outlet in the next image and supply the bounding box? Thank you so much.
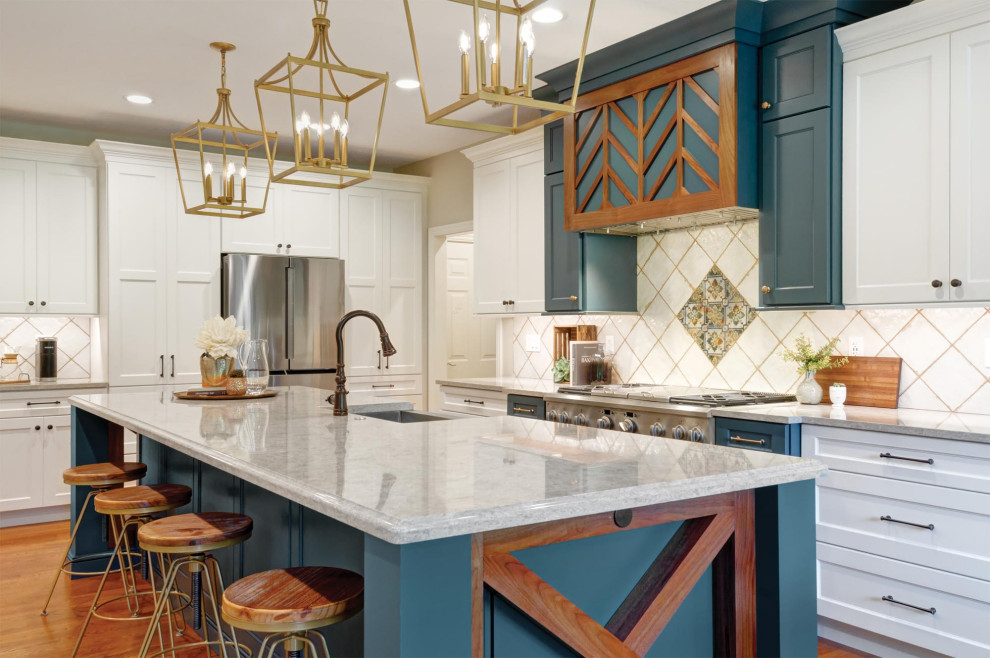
[849,336,864,357]
[604,335,615,353]
[525,334,541,353]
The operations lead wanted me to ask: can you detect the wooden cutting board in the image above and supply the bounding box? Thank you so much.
[814,356,902,408]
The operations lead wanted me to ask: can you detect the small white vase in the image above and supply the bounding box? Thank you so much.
[796,371,823,404]
[829,386,847,406]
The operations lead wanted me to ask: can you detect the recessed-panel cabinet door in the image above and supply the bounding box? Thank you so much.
[281,186,340,258]
[35,163,98,315]
[949,23,990,303]
[509,150,545,314]
[473,160,511,314]
[760,109,831,306]
[342,187,384,376]
[221,178,280,255]
[843,36,951,305]
[382,191,423,375]
[168,179,222,384]
[0,418,43,512]
[544,172,582,312]
[42,416,71,507]
[0,158,36,314]
[108,163,170,386]
[760,27,832,121]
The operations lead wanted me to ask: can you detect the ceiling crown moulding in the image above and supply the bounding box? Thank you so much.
[0,136,96,167]
[835,0,990,60]
[461,128,543,164]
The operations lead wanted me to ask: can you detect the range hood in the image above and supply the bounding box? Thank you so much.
[580,206,758,236]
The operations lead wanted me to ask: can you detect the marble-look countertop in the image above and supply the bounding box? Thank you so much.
[435,376,559,395]
[70,386,824,545]
[713,404,990,443]
[0,379,108,394]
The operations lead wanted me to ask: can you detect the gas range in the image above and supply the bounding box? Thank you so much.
[544,384,795,444]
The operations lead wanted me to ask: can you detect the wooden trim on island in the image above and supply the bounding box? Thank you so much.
[472,490,757,657]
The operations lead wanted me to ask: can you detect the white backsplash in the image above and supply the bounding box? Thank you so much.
[0,316,92,380]
[509,219,990,414]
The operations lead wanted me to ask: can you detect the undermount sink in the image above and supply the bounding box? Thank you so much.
[357,410,452,423]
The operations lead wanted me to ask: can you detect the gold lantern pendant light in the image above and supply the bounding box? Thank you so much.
[402,0,597,135]
[171,42,277,218]
[255,0,389,189]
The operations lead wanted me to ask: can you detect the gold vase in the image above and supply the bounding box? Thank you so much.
[200,354,233,387]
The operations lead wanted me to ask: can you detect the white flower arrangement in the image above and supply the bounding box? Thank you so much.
[195,315,249,359]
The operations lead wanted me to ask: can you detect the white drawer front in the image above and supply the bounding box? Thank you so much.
[0,388,106,418]
[818,470,990,579]
[439,386,506,417]
[803,425,990,493]
[817,543,990,658]
[346,375,422,397]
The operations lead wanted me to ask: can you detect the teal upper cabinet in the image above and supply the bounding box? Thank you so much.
[758,25,842,308]
[760,28,832,121]
[544,171,637,314]
[544,120,565,176]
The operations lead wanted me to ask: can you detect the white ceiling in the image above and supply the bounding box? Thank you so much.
[0,0,719,168]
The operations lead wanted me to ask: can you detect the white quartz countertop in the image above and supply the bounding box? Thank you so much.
[69,386,824,545]
[0,379,108,394]
[713,404,990,443]
[436,377,559,395]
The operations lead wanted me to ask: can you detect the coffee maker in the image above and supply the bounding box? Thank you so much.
[37,337,58,382]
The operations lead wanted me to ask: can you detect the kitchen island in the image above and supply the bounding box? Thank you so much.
[69,386,825,657]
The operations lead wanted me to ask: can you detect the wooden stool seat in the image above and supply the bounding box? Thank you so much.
[93,484,192,514]
[222,567,364,630]
[63,461,147,486]
[138,512,253,552]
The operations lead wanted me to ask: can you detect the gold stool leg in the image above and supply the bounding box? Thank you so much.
[138,554,189,658]
[40,487,99,615]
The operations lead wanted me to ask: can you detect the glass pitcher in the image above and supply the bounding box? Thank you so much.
[239,339,270,395]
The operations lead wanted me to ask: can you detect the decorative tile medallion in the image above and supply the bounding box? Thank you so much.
[679,265,757,365]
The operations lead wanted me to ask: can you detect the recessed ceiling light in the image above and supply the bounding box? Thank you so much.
[125,94,153,105]
[395,79,421,90]
[532,7,564,23]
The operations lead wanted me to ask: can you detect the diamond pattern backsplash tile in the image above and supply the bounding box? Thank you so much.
[0,317,92,381]
[680,265,756,365]
[507,219,990,415]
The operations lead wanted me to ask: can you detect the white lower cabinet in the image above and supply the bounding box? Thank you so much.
[438,385,507,417]
[0,415,72,518]
[804,424,990,657]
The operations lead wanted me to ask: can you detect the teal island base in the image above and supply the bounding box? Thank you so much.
[70,407,817,657]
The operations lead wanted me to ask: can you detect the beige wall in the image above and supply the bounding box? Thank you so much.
[395,149,475,228]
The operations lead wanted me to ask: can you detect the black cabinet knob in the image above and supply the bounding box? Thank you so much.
[931,280,943,288]
[28,301,34,306]
[35,425,41,431]
[40,301,47,306]
[277,243,283,248]
[950,279,962,287]
[47,425,53,430]
[286,244,291,249]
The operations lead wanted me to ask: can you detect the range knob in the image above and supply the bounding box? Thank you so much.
[573,414,588,427]
[650,422,666,437]
[598,415,614,430]
[546,410,559,422]
[618,418,638,433]
[689,427,706,443]
[672,425,687,441]
[558,411,571,424]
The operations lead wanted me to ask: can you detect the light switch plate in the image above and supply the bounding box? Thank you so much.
[849,336,864,357]
[525,334,541,353]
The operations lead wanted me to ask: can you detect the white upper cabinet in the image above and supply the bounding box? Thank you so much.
[839,1,990,305]
[221,181,340,258]
[464,132,545,315]
[380,190,423,375]
[0,145,97,315]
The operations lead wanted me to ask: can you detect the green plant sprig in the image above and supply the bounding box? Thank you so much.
[779,334,849,374]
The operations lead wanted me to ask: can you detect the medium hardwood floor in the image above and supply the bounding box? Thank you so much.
[1,521,871,657]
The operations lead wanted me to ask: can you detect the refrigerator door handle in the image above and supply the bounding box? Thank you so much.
[285,264,295,361]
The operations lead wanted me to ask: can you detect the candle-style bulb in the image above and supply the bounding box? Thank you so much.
[489,41,498,64]
[525,33,536,56]
[226,162,235,179]
[330,112,341,131]
[299,111,311,128]
[520,18,534,43]
[478,15,490,42]
[203,161,213,176]
[458,30,471,54]
[313,123,323,136]
[339,119,349,138]
[239,166,247,180]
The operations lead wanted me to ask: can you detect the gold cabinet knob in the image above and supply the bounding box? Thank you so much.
[761,101,772,110]
[569,295,578,302]
[761,285,771,294]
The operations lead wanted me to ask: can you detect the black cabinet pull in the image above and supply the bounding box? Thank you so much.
[463,399,485,405]
[47,424,53,430]
[882,595,935,615]
[950,279,962,287]
[931,279,943,288]
[35,425,41,431]
[28,301,34,306]
[170,355,175,377]
[40,301,47,306]
[160,355,165,377]
[26,400,61,406]
[286,244,291,249]
[371,384,395,389]
[880,515,934,531]
[385,355,389,370]
[377,350,382,370]
[277,243,283,248]
[879,452,933,465]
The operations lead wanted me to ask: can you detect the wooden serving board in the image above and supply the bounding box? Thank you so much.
[814,356,901,408]
[173,390,278,401]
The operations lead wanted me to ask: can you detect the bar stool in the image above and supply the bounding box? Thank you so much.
[222,566,364,658]
[137,512,254,658]
[71,484,193,657]
[41,461,147,616]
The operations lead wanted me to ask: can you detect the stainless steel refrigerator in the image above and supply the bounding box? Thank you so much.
[221,253,345,388]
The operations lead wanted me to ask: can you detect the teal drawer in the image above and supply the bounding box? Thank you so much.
[506,395,545,419]
[714,417,797,455]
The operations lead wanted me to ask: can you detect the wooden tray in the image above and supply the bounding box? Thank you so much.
[814,356,902,408]
[173,390,278,401]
